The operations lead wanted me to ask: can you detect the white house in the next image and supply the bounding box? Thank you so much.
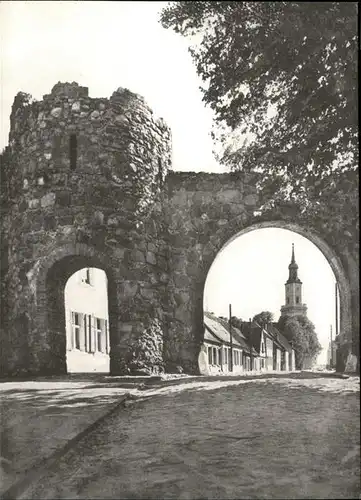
[240,321,297,372]
[199,312,258,375]
[64,267,110,373]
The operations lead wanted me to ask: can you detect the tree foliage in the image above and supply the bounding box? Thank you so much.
[229,316,243,330]
[160,2,358,245]
[278,314,322,369]
[253,311,274,327]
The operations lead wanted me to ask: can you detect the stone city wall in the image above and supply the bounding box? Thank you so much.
[163,171,262,372]
[0,82,358,376]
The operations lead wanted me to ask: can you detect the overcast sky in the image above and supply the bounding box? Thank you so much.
[0,0,220,172]
[1,1,337,364]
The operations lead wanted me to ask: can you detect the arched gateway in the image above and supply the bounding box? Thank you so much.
[0,83,358,376]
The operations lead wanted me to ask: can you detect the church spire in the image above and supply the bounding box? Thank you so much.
[280,243,307,318]
[287,243,301,284]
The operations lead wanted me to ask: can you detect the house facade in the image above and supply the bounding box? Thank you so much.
[64,267,110,373]
[200,311,298,376]
[200,312,258,375]
[239,320,297,373]
[266,323,296,372]
[201,312,245,375]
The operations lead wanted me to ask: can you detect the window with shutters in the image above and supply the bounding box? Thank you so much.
[71,312,81,350]
[96,318,103,352]
[212,347,217,365]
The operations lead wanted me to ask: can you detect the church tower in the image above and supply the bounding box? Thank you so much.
[280,244,308,318]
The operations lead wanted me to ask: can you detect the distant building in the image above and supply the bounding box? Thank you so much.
[326,339,337,368]
[64,267,110,373]
[266,323,296,371]
[280,244,308,318]
[239,321,269,371]
[240,321,296,372]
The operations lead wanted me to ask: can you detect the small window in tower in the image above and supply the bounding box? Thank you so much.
[296,296,300,304]
[157,157,163,184]
[287,297,290,304]
[69,134,77,170]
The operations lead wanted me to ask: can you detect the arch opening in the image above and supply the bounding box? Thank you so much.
[197,222,352,375]
[33,245,119,375]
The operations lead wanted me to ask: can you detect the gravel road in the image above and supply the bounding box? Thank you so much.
[19,375,360,499]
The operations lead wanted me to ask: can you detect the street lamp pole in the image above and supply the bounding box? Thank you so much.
[335,282,339,338]
[229,303,233,372]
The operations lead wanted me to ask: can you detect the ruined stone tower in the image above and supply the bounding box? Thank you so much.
[0,82,172,375]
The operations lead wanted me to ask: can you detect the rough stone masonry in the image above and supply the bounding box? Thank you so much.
[0,82,359,376]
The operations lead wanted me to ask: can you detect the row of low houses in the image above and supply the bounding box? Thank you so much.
[199,312,296,375]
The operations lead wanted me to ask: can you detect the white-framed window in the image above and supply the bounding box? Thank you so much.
[233,350,239,366]
[261,358,265,369]
[84,314,93,353]
[212,347,217,365]
[96,317,103,352]
[224,347,228,364]
[208,346,213,365]
[71,312,81,350]
[261,342,265,353]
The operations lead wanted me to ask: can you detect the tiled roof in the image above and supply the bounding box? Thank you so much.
[204,312,243,347]
[204,312,257,355]
[240,321,263,354]
[204,327,223,343]
[217,317,257,355]
[267,323,293,352]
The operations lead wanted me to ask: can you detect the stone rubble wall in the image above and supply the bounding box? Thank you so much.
[1,82,171,375]
[163,171,261,373]
[0,82,358,376]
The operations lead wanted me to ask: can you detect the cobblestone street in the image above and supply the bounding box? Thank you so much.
[13,375,360,500]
